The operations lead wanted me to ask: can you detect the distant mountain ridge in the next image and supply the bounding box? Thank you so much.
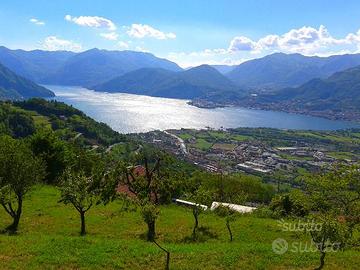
[92,65,241,99]
[227,52,360,90]
[269,65,360,111]
[231,64,360,121]
[0,62,54,100]
[0,47,182,86]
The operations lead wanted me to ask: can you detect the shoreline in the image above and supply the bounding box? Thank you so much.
[189,100,360,124]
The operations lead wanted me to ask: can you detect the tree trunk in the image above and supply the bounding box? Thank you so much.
[315,252,326,270]
[6,195,22,233]
[80,211,86,236]
[226,220,233,242]
[147,220,156,241]
[153,240,170,270]
[192,208,199,240]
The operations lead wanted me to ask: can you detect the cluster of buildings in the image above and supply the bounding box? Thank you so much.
[137,130,346,176]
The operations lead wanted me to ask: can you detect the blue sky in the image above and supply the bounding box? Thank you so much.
[1,0,360,67]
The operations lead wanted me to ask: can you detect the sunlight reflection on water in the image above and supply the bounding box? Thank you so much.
[48,85,360,134]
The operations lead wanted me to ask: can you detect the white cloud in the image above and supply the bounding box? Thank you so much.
[127,24,176,40]
[135,46,149,52]
[65,15,116,31]
[167,51,246,68]
[100,32,118,40]
[118,41,129,49]
[228,25,360,55]
[228,36,258,52]
[30,18,45,26]
[167,25,360,68]
[41,36,82,52]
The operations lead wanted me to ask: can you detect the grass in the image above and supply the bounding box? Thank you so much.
[0,185,359,269]
[212,143,236,151]
[194,138,213,151]
[178,133,193,141]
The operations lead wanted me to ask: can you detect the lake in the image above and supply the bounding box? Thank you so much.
[48,85,360,134]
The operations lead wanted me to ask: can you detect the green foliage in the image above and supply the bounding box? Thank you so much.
[140,202,160,241]
[59,169,103,235]
[0,136,45,232]
[29,130,72,184]
[301,164,360,269]
[188,172,274,204]
[0,62,54,100]
[214,205,238,241]
[16,98,127,146]
[0,102,36,138]
[270,190,310,217]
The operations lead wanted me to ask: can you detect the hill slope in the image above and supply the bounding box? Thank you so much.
[0,62,54,100]
[236,65,360,121]
[92,65,240,99]
[272,65,360,111]
[227,53,360,90]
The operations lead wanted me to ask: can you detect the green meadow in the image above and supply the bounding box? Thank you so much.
[0,185,359,270]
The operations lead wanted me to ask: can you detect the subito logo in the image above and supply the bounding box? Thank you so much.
[272,238,288,255]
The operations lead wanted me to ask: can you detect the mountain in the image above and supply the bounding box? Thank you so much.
[0,62,54,100]
[0,47,182,86]
[211,65,236,74]
[227,53,360,90]
[43,49,182,86]
[270,65,360,111]
[0,46,75,82]
[92,65,240,99]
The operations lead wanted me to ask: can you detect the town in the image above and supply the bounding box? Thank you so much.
[135,128,360,178]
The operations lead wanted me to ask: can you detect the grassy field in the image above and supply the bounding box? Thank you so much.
[0,185,359,270]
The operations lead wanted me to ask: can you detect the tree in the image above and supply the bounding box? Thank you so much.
[123,154,162,241]
[117,146,183,241]
[59,168,103,236]
[304,164,360,270]
[187,187,212,240]
[0,136,45,233]
[29,130,71,184]
[307,213,348,270]
[214,205,237,241]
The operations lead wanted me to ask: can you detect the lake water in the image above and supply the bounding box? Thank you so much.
[48,85,360,134]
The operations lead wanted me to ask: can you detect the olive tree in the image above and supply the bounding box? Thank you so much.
[0,136,45,233]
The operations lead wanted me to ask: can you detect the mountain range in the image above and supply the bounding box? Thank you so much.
[2,45,360,120]
[228,64,360,121]
[0,47,182,86]
[227,52,360,90]
[0,62,54,100]
[266,65,360,111]
[92,65,240,99]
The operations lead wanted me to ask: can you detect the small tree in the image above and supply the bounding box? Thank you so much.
[304,164,360,270]
[140,201,160,241]
[307,213,348,270]
[123,154,162,241]
[214,205,237,241]
[0,136,45,233]
[188,187,211,240]
[59,169,102,235]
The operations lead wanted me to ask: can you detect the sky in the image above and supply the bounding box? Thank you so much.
[1,0,360,67]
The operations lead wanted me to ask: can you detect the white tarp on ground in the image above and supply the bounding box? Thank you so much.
[210,202,257,213]
[173,199,208,210]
